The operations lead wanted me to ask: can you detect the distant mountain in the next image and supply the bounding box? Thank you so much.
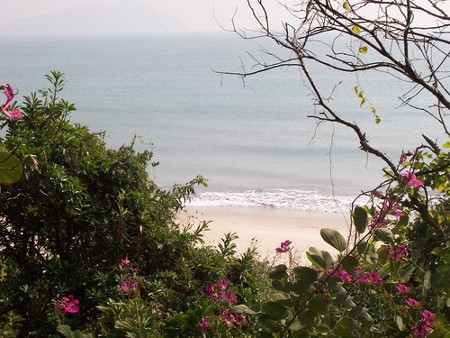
[0,1,188,36]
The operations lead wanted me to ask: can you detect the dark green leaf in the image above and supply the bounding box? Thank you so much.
[320,228,347,252]
[0,147,22,184]
[353,206,367,233]
[374,228,394,244]
[262,301,288,320]
[341,256,359,276]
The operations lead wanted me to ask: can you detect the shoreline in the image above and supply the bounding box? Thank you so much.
[181,206,351,263]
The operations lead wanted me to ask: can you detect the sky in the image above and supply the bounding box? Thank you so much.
[0,0,291,33]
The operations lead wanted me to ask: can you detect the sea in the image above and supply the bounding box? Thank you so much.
[0,33,447,212]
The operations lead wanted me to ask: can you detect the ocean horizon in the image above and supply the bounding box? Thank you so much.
[1,32,446,212]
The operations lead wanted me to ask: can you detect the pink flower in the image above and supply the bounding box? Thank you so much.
[198,316,211,332]
[2,107,24,120]
[120,279,139,293]
[276,240,292,253]
[364,271,382,284]
[401,171,423,187]
[1,84,14,109]
[405,298,421,307]
[218,279,230,290]
[221,310,234,327]
[205,283,218,299]
[421,310,436,323]
[220,289,237,305]
[55,294,80,314]
[119,254,132,269]
[234,313,245,324]
[395,283,411,294]
[332,267,353,282]
[388,243,409,261]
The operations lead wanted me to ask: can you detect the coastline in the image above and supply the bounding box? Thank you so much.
[182,206,351,263]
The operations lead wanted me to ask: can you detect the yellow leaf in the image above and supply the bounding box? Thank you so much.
[343,1,350,11]
[352,25,361,35]
[360,98,366,107]
[357,91,364,99]
[370,106,376,113]
[359,45,368,54]
[354,86,359,94]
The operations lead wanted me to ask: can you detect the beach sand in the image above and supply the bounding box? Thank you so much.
[182,206,351,263]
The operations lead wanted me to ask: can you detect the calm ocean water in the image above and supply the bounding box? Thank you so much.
[1,33,446,212]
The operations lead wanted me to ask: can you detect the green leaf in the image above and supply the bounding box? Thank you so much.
[0,147,23,184]
[395,315,405,331]
[307,247,334,270]
[377,246,389,264]
[353,206,367,233]
[442,141,450,148]
[374,228,394,244]
[293,266,317,287]
[341,256,359,275]
[269,264,288,280]
[262,301,288,320]
[230,304,257,315]
[308,296,327,315]
[320,228,347,252]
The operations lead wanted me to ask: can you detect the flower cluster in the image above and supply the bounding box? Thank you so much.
[331,267,382,284]
[410,310,436,337]
[387,243,409,261]
[0,84,24,120]
[199,279,245,333]
[120,279,139,293]
[401,171,423,188]
[55,294,80,314]
[276,240,292,253]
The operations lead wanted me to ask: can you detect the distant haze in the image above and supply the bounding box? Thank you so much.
[0,2,188,36]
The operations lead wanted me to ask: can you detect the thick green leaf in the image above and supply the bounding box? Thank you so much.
[262,301,288,320]
[353,206,367,233]
[308,295,327,315]
[293,266,317,287]
[320,228,347,252]
[269,264,288,280]
[374,228,394,244]
[341,256,359,276]
[307,247,334,270]
[230,304,257,315]
[0,147,22,184]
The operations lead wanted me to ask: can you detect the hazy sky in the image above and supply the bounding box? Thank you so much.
[0,0,291,32]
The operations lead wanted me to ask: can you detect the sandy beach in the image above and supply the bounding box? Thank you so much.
[182,206,351,263]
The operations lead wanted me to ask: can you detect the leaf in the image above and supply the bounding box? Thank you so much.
[293,266,317,287]
[262,301,288,320]
[341,256,359,275]
[395,315,405,331]
[308,296,327,315]
[269,264,288,280]
[307,247,333,270]
[0,147,23,184]
[352,25,361,35]
[343,1,350,11]
[377,246,389,264]
[320,228,347,252]
[359,45,368,54]
[353,86,359,94]
[374,228,394,244]
[230,304,257,315]
[353,206,367,234]
[443,141,450,148]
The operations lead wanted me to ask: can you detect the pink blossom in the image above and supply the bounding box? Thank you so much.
[205,283,218,299]
[387,243,409,261]
[120,279,139,293]
[220,289,237,305]
[401,171,423,187]
[55,294,80,314]
[332,268,353,282]
[364,271,382,284]
[371,211,387,228]
[1,107,24,120]
[218,279,230,290]
[234,313,245,324]
[394,284,411,294]
[276,240,292,253]
[198,316,211,332]
[421,310,436,323]
[1,84,14,109]
[119,254,132,269]
[405,298,421,307]
[221,310,234,327]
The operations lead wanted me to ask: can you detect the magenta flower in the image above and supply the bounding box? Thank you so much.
[218,278,230,290]
[401,171,423,187]
[388,243,409,261]
[55,294,80,314]
[276,240,292,253]
[220,289,237,305]
[120,279,139,293]
[198,316,211,332]
[221,310,234,327]
[1,84,14,108]
[333,267,353,282]
[405,298,421,307]
[395,283,411,294]
[234,313,246,325]
[421,310,436,323]
[2,107,24,120]
[205,283,218,299]
[119,254,132,269]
